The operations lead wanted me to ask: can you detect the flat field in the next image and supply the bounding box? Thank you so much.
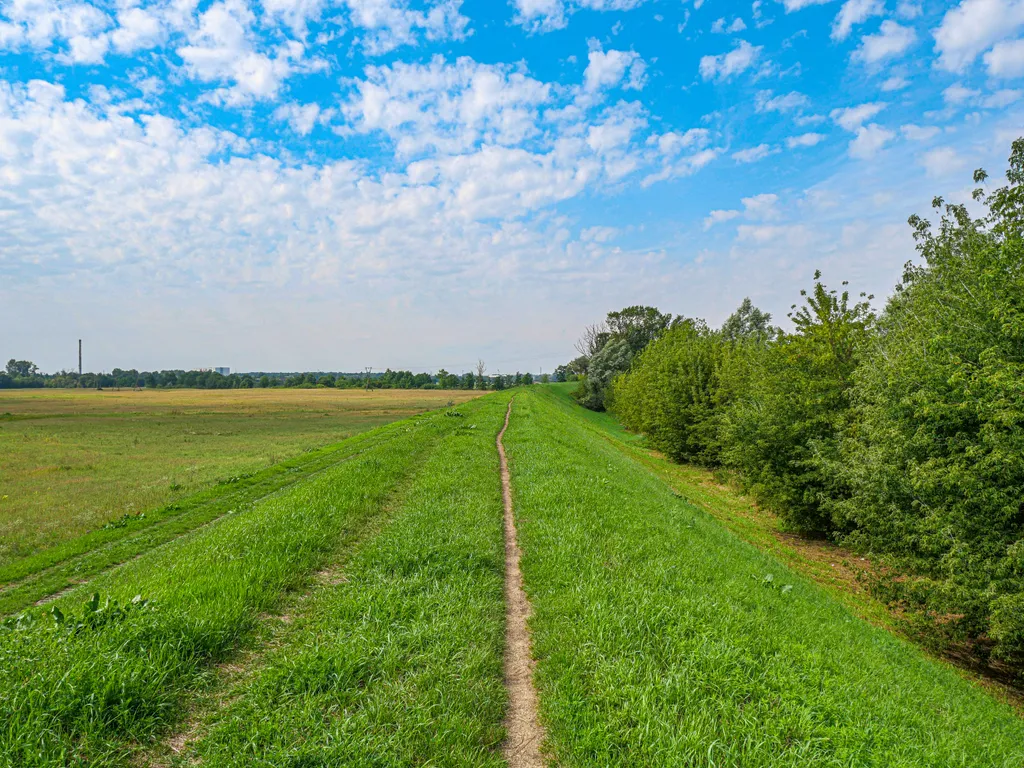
[0,387,481,565]
[1,387,1021,767]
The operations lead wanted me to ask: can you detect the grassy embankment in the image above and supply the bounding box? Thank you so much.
[166,396,510,767]
[0,400,486,766]
[506,386,1024,766]
[0,387,481,565]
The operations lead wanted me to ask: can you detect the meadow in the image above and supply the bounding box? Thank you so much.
[0,387,481,566]
[1,386,1021,767]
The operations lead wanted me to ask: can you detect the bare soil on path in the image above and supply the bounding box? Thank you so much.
[498,399,547,768]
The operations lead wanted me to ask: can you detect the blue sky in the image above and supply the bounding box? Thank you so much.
[1,0,1022,374]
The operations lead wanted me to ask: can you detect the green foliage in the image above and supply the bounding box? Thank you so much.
[823,140,1024,661]
[612,320,723,463]
[720,297,776,342]
[574,337,632,410]
[720,275,874,531]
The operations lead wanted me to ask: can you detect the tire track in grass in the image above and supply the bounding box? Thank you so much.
[498,398,548,768]
[0,422,414,615]
[141,440,435,768]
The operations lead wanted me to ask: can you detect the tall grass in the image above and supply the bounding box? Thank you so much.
[505,388,1024,767]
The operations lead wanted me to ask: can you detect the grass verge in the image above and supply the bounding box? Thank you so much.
[505,387,1024,766]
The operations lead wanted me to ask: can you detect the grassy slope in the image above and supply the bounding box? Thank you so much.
[0,388,481,563]
[506,387,1024,767]
[182,395,510,767]
[0,407,460,767]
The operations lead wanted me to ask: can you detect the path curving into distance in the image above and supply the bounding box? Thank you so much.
[498,398,547,768]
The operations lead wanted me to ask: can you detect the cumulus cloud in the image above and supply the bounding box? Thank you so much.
[511,0,648,33]
[853,20,915,64]
[777,0,834,12]
[830,101,886,130]
[755,90,809,112]
[848,123,894,157]
[703,208,740,230]
[342,0,470,55]
[786,132,825,148]
[984,38,1024,77]
[831,0,883,41]
[900,124,940,141]
[699,39,763,81]
[583,47,647,92]
[711,17,747,33]
[934,0,1024,71]
[741,192,780,219]
[920,146,966,176]
[732,143,777,163]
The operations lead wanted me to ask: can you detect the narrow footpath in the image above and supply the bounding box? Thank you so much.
[497,399,547,768]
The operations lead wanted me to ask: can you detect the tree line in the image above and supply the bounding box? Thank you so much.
[0,362,549,391]
[564,139,1024,674]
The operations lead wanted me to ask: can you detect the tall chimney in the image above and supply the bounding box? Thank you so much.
[78,339,82,377]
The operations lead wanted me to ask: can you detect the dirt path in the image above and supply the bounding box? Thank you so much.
[498,399,547,768]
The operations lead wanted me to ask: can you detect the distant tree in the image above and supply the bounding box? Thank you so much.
[475,359,487,387]
[553,365,568,382]
[462,372,476,389]
[721,298,776,342]
[514,372,523,386]
[6,359,38,377]
[540,373,550,384]
[318,374,336,387]
[259,375,270,388]
[522,372,534,385]
[606,306,677,355]
[574,338,632,411]
[493,374,506,391]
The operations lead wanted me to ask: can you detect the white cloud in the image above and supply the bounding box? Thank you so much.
[848,123,894,157]
[984,38,1024,77]
[853,20,915,64]
[583,47,647,92]
[983,88,1021,107]
[920,146,966,176]
[777,0,834,12]
[703,208,740,230]
[110,7,165,54]
[742,192,780,219]
[830,101,886,130]
[786,132,825,147]
[273,102,332,134]
[900,124,940,141]
[755,90,809,112]
[934,0,1024,72]
[176,0,308,105]
[342,0,470,55]
[880,76,909,91]
[711,17,747,32]
[699,39,763,81]
[831,0,883,41]
[943,83,980,104]
[511,0,648,33]
[732,143,777,162]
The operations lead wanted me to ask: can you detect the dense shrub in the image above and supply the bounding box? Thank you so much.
[612,321,722,464]
[599,138,1024,669]
[719,275,874,531]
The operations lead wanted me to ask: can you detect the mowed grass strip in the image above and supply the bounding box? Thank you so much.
[504,388,1024,767]
[0,419,415,614]
[181,396,510,768]
[0,411,455,767]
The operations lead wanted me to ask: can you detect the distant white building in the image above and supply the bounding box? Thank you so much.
[214,367,230,375]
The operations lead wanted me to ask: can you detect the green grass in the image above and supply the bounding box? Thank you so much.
[0,418,415,615]
[0,407,459,766]
[178,396,510,767]
[505,387,1024,766]
[0,387,482,565]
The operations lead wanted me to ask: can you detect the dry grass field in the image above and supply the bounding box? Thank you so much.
[0,387,481,565]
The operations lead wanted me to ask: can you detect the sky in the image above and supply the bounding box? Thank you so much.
[1,0,1022,375]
